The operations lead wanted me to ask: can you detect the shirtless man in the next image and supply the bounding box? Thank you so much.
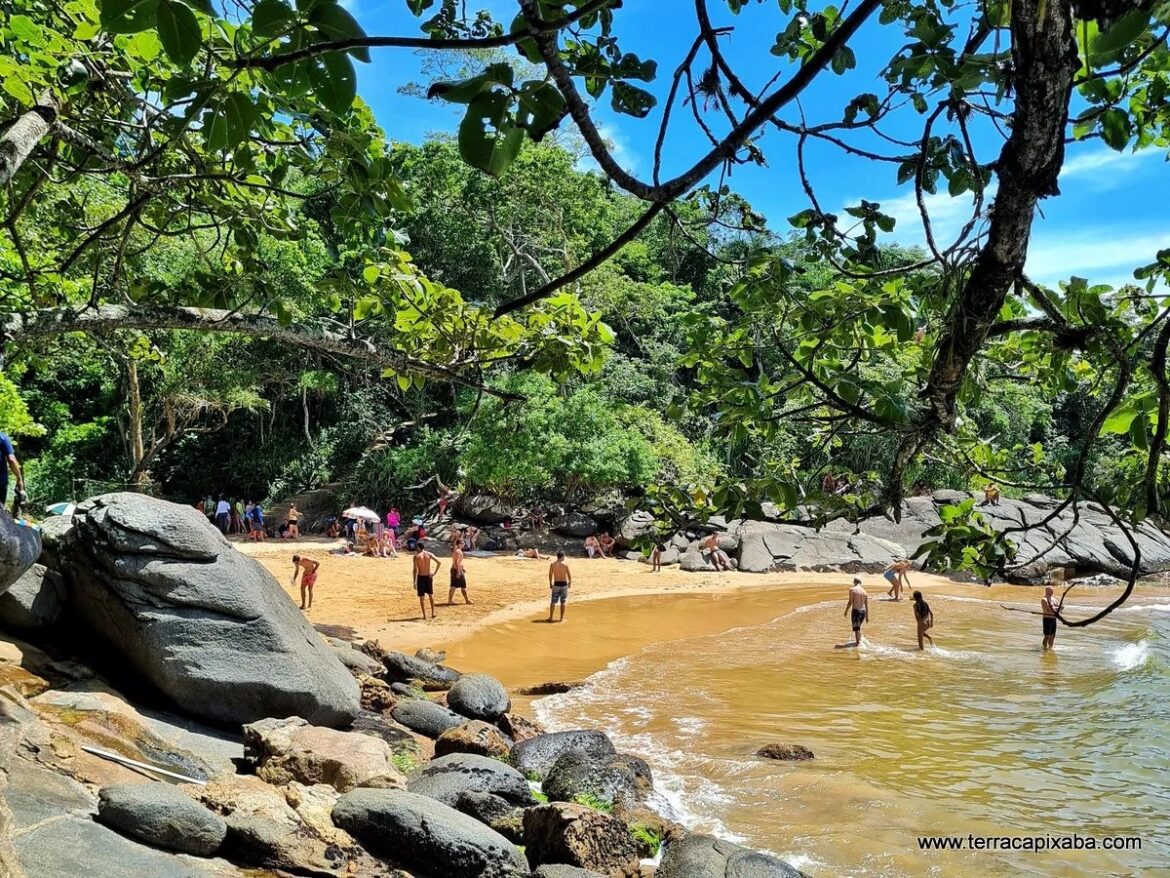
[1040,585,1062,651]
[548,551,571,622]
[290,555,320,611]
[287,503,301,539]
[448,540,472,605]
[844,577,869,646]
[704,533,733,572]
[584,535,601,558]
[413,541,441,620]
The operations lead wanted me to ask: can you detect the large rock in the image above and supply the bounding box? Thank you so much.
[407,753,535,808]
[498,711,546,743]
[243,716,405,793]
[511,730,616,780]
[391,698,466,738]
[453,494,521,526]
[52,494,359,727]
[733,521,902,573]
[448,673,511,722]
[523,802,641,876]
[534,867,607,878]
[543,750,651,808]
[0,509,40,595]
[382,650,462,690]
[332,645,385,676]
[455,790,525,843]
[0,564,64,630]
[552,512,599,538]
[615,511,656,548]
[436,720,513,759]
[333,788,529,878]
[656,833,809,877]
[96,782,226,856]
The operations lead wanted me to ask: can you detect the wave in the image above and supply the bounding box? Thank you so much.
[1115,603,1170,615]
[1111,640,1151,671]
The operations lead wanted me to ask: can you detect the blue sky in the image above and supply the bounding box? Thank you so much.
[346,0,1170,290]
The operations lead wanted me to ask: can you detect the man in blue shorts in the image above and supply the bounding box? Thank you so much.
[0,431,24,515]
[547,551,572,623]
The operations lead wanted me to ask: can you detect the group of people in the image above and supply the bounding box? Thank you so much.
[196,496,276,541]
[583,532,616,558]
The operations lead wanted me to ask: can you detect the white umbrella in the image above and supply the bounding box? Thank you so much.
[341,506,380,522]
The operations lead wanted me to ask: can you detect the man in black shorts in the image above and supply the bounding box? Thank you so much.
[547,551,572,623]
[448,541,472,605]
[413,541,441,620]
[844,577,869,647]
[1041,585,1061,651]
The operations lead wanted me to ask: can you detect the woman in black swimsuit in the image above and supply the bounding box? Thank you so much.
[912,591,934,650]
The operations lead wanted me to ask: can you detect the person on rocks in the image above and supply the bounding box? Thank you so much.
[413,540,441,620]
[584,534,601,558]
[0,431,25,515]
[1041,585,1062,651]
[911,590,934,650]
[844,577,869,647]
[599,532,617,557]
[448,539,472,605]
[883,559,912,600]
[548,551,572,622]
[291,555,320,611]
[214,496,231,534]
[651,541,665,572]
[287,503,301,539]
[463,525,479,551]
[983,482,1001,505]
[704,533,733,571]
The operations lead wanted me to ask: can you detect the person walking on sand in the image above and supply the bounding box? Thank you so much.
[844,577,869,646]
[1041,585,1062,651]
[548,551,571,622]
[651,541,664,572]
[214,496,231,534]
[884,559,911,600]
[912,590,934,650]
[290,555,320,611]
[704,533,733,572]
[413,541,440,620]
[448,540,472,605]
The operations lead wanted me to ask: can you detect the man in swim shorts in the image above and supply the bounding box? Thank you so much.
[290,555,320,611]
[1041,585,1061,651]
[844,577,869,646]
[548,551,571,623]
[448,540,472,605]
[413,540,441,620]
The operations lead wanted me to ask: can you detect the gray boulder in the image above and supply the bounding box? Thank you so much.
[0,563,65,630]
[552,513,598,538]
[96,782,227,856]
[447,673,510,722]
[332,645,385,676]
[391,699,465,738]
[51,493,359,727]
[534,867,606,878]
[543,750,651,808]
[615,510,656,548]
[0,509,41,595]
[657,833,809,877]
[511,730,616,779]
[453,494,520,526]
[333,788,529,878]
[407,753,535,807]
[455,790,525,843]
[382,650,462,689]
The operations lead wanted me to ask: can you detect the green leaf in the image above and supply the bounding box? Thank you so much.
[406,0,434,13]
[252,0,295,37]
[100,0,160,34]
[516,81,566,140]
[428,63,513,103]
[1090,10,1147,58]
[458,90,525,177]
[1100,107,1132,150]
[831,46,856,75]
[156,0,202,65]
[362,264,380,284]
[309,51,356,113]
[310,2,370,62]
[611,81,656,118]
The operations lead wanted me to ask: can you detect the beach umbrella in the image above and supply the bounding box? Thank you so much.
[45,502,76,517]
[341,506,380,522]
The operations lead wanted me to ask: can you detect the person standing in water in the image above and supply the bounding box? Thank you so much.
[844,577,869,646]
[548,551,571,623]
[413,541,441,621]
[448,539,472,605]
[884,559,911,600]
[290,555,319,611]
[1041,585,1062,651]
[911,590,934,650]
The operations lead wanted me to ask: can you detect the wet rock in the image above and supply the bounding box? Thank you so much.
[333,788,530,877]
[456,790,525,843]
[349,710,421,756]
[656,832,809,877]
[543,750,652,808]
[534,867,607,878]
[51,493,359,726]
[756,743,814,761]
[333,645,384,676]
[511,730,617,779]
[0,563,64,630]
[407,753,535,808]
[96,782,226,856]
[515,681,584,696]
[498,711,546,743]
[523,802,641,876]
[436,720,513,759]
[390,681,426,699]
[448,672,511,722]
[553,512,599,538]
[0,509,41,595]
[243,716,405,793]
[382,650,462,690]
[391,698,465,738]
[415,646,447,664]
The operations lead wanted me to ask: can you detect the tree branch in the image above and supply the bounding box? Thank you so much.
[0,92,59,187]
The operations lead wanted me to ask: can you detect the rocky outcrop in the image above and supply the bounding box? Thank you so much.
[391,699,466,738]
[407,753,535,808]
[381,650,462,690]
[534,867,607,878]
[511,730,616,779]
[498,711,546,743]
[0,564,64,630]
[333,788,530,877]
[453,494,521,526]
[734,521,901,573]
[656,833,809,877]
[243,716,406,793]
[50,494,359,727]
[0,510,40,596]
[615,511,655,548]
[523,802,641,877]
[447,673,510,722]
[332,644,385,676]
[553,513,599,538]
[435,720,513,759]
[756,743,814,761]
[96,783,227,856]
[543,750,651,808]
[455,790,525,843]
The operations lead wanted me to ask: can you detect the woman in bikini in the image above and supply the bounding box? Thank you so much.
[912,590,934,650]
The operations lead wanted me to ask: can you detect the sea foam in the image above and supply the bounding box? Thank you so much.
[1111,640,1151,671]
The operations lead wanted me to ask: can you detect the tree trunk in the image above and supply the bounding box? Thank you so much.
[126,358,147,488]
[0,92,59,187]
[302,385,313,446]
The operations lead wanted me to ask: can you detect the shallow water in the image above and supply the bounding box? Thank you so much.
[448,584,1170,877]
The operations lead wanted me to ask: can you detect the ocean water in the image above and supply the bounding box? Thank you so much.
[534,594,1170,877]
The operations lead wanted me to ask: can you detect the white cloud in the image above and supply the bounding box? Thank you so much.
[579,121,641,175]
[1026,227,1170,287]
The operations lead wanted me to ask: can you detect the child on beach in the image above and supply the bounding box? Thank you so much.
[912,590,934,649]
[651,542,664,572]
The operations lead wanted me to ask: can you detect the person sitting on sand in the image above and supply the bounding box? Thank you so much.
[704,533,733,572]
[290,555,320,611]
[413,541,441,620]
[884,559,912,600]
[448,541,472,605]
[1041,585,1062,651]
[844,577,869,646]
[584,535,601,558]
[912,590,934,650]
[599,532,616,557]
[516,547,549,560]
[463,526,479,551]
[651,541,664,572]
[983,482,1001,505]
[287,503,301,539]
[324,518,341,539]
[381,527,398,558]
[548,551,571,623]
